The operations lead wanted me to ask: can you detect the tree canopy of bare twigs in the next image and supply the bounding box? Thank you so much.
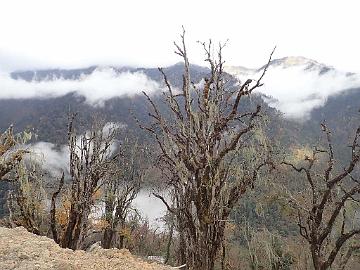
[7,161,46,235]
[51,115,121,250]
[102,138,145,249]
[281,122,360,270]
[0,127,48,235]
[141,29,274,270]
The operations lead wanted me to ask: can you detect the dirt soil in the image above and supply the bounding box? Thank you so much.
[0,226,170,270]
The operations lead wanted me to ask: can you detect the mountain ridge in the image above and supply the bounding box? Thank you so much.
[2,57,358,147]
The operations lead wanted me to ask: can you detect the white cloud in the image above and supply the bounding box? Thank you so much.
[30,142,69,177]
[132,190,167,229]
[0,68,160,105]
[229,63,360,119]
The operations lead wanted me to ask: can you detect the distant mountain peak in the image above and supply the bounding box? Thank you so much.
[225,56,337,79]
[270,56,321,67]
[265,56,333,74]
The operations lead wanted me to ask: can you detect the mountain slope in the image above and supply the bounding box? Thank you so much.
[0,63,276,144]
[0,59,358,150]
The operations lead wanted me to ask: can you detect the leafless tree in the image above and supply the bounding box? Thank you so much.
[51,115,121,250]
[141,29,274,270]
[7,161,46,235]
[102,138,144,249]
[282,123,360,270]
[0,126,44,232]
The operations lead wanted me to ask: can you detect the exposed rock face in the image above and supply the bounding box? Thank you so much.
[0,226,169,270]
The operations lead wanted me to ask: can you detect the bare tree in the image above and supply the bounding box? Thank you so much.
[7,161,46,235]
[102,138,144,249]
[141,29,274,270]
[281,123,360,270]
[51,115,121,250]
[0,126,42,229]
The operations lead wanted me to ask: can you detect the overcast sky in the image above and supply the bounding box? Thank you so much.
[0,0,359,72]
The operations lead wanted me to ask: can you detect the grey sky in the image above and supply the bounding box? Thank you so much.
[0,0,359,72]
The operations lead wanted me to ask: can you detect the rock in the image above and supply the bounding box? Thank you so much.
[86,241,101,252]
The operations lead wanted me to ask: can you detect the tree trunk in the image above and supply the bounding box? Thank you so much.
[178,229,187,266]
[119,235,125,249]
[60,204,89,250]
[165,221,174,264]
[311,246,325,270]
[181,221,225,270]
[102,227,114,249]
[61,209,79,249]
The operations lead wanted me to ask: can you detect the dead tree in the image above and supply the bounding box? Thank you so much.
[102,138,143,249]
[282,123,360,270]
[51,115,120,250]
[141,29,274,270]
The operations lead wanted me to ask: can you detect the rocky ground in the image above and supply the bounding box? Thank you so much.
[0,226,171,270]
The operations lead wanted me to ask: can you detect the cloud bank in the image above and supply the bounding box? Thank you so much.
[230,63,360,119]
[2,59,360,119]
[260,66,360,119]
[0,68,161,105]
